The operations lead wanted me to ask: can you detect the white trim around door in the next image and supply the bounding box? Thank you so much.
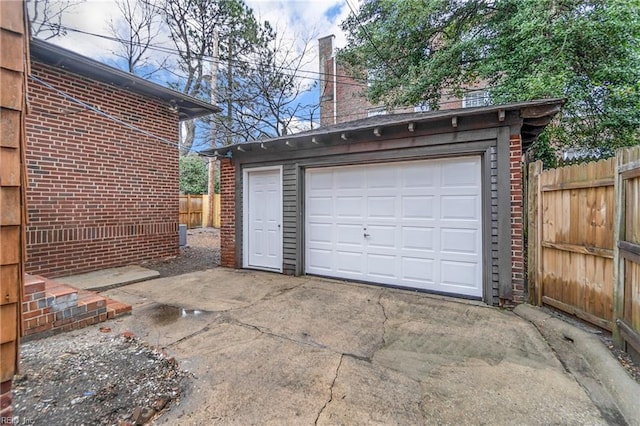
[243,166,283,272]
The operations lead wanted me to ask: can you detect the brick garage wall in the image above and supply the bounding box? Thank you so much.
[219,158,236,268]
[25,62,180,277]
[510,134,525,303]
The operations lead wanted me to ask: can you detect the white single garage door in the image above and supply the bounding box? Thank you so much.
[305,156,483,297]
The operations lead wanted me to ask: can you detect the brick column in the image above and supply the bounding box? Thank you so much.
[219,158,237,268]
[510,134,525,304]
[1,380,11,420]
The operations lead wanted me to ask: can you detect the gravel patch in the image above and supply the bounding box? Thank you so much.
[142,227,220,277]
[13,328,188,425]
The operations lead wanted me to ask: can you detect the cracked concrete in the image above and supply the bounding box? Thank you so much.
[315,354,343,425]
[102,269,613,425]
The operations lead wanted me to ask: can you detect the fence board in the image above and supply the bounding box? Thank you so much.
[531,157,616,329]
[612,146,640,355]
[179,194,220,229]
[179,195,204,229]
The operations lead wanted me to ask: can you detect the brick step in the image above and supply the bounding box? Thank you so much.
[22,274,131,338]
[23,275,46,296]
[106,299,132,319]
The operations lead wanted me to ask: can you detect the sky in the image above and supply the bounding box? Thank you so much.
[33,0,357,133]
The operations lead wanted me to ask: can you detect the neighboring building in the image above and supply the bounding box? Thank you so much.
[318,35,490,126]
[25,39,219,278]
[205,99,563,306]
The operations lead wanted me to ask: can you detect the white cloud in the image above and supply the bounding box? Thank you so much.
[35,0,359,131]
[42,0,122,57]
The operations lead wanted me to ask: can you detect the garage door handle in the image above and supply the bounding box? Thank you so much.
[363,233,370,238]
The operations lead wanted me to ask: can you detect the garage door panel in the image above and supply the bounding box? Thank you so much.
[305,157,482,298]
[368,196,396,218]
[441,196,480,220]
[441,228,479,254]
[307,222,332,243]
[336,196,363,217]
[336,224,363,245]
[335,251,365,274]
[336,168,365,189]
[366,225,396,248]
[308,197,332,217]
[307,249,332,271]
[402,163,436,188]
[367,166,396,188]
[402,227,435,251]
[367,254,397,279]
[308,170,334,190]
[401,257,435,285]
[441,159,481,187]
[402,196,436,219]
[441,261,479,291]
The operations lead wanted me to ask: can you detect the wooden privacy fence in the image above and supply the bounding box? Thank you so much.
[613,148,640,355]
[528,146,640,354]
[179,194,221,228]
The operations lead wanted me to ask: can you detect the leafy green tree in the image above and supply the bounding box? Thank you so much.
[340,0,640,155]
[179,154,208,194]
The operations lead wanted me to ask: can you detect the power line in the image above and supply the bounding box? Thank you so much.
[33,21,371,89]
[35,21,503,99]
[30,74,183,150]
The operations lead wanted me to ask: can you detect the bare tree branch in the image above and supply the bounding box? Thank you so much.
[27,0,85,40]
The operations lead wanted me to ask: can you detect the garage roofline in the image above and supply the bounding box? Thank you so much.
[200,98,564,158]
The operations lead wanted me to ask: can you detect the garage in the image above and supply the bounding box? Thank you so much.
[305,157,482,297]
[206,99,564,305]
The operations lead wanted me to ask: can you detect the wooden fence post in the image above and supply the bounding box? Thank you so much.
[612,148,624,347]
[527,161,543,305]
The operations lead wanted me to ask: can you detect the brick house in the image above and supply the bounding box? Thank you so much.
[25,39,219,278]
[206,99,563,306]
[318,35,490,127]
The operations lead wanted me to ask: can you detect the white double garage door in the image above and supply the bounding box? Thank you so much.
[305,156,483,298]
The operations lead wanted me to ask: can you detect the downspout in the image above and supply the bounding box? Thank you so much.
[332,49,337,125]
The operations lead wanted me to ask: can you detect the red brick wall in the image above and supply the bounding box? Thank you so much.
[25,62,180,277]
[510,134,525,303]
[219,158,237,268]
[318,37,468,127]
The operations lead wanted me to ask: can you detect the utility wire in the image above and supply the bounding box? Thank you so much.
[33,21,371,88]
[30,74,183,150]
[36,22,502,98]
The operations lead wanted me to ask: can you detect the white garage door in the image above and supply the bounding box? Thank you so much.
[305,157,483,297]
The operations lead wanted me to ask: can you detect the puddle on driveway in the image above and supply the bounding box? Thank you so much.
[148,304,212,325]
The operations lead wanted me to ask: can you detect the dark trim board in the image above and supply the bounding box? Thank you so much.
[496,126,513,300]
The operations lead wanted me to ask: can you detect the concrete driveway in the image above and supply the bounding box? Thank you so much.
[103,269,606,425]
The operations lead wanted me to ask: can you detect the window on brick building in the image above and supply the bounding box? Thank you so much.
[414,103,430,112]
[462,90,491,108]
[367,106,387,117]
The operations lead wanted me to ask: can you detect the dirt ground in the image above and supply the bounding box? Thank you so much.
[142,227,220,277]
[13,330,187,425]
